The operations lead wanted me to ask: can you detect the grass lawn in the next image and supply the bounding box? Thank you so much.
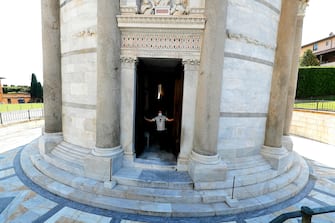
[0,103,43,112]
[294,101,335,111]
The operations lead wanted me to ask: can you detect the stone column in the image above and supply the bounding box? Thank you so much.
[284,0,309,136]
[120,57,137,163]
[189,0,228,183]
[41,0,62,133]
[177,59,199,171]
[90,0,123,178]
[262,0,300,170]
[39,0,63,155]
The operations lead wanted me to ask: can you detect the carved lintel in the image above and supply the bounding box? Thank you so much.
[298,0,309,16]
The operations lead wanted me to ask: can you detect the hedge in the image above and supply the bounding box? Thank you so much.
[296,67,335,99]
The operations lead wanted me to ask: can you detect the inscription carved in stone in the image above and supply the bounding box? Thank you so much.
[140,0,189,15]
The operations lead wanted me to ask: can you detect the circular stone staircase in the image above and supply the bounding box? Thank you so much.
[20,139,310,217]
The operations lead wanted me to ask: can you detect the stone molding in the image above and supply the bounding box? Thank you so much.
[117,15,206,29]
[298,0,309,16]
[226,29,276,50]
[190,151,221,165]
[92,145,123,157]
[120,6,138,14]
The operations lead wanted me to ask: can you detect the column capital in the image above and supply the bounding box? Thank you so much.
[298,0,309,17]
[182,58,200,66]
[120,56,138,64]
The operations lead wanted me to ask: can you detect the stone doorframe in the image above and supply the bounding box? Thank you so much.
[117,15,205,170]
[120,56,200,170]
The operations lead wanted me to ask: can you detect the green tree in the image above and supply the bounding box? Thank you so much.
[30,73,43,102]
[300,49,320,67]
[30,73,38,98]
[36,82,43,101]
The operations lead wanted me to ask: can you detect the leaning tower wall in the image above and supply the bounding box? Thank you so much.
[60,0,97,148]
[217,0,282,158]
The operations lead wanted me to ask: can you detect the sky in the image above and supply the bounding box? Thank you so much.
[0,0,334,86]
[0,1,42,86]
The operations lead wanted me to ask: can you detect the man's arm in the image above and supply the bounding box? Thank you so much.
[144,116,155,122]
[166,117,174,122]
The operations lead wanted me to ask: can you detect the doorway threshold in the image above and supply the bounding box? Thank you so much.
[135,146,177,170]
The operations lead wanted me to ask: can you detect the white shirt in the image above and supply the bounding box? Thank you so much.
[153,115,167,131]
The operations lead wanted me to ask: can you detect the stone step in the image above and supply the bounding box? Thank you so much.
[133,158,177,171]
[113,167,194,190]
[225,155,269,169]
[227,162,272,176]
[20,141,310,217]
[42,152,84,176]
[229,155,303,200]
[51,142,89,164]
[61,141,91,155]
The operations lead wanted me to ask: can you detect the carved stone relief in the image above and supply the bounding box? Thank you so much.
[139,0,189,15]
[121,32,201,51]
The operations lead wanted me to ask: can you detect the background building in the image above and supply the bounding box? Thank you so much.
[0,77,4,103]
[301,33,335,66]
[1,93,30,104]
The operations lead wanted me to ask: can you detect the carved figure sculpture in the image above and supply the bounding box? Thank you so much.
[140,0,154,15]
[171,0,189,15]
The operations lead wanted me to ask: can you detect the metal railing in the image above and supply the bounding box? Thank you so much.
[0,108,44,125]
[270,206,335,223]
[294,100,335,112]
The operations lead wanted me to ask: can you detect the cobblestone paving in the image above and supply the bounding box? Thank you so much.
[1,121,335,222]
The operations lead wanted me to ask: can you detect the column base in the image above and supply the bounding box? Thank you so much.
[282,135,293,152]
[84,145,123,181]
[261,145,292,173]
[39,132,63,155]
[188,151,227,183]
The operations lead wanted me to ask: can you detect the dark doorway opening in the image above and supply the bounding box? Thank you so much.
[135,58,184,163]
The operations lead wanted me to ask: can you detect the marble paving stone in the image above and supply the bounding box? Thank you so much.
[0,197,14,214]
[0,168,15,179]
[121,220,149,223]
[21,194,57,215]
[309,190,335,205]
[44,207,112,223]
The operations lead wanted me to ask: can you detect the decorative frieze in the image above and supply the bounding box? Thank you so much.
[121,32,201,51]
[117,15,206,29]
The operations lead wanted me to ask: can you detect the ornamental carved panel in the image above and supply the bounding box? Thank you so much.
[121,32,201,51]
[140,0,189,15]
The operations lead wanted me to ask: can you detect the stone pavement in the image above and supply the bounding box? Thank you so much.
[1,121,335,222]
